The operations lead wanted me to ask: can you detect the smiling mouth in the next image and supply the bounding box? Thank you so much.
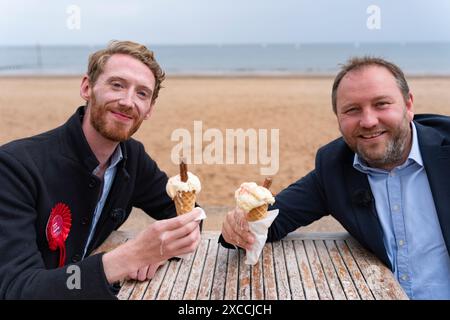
[359,131,386,140]
[111,111,133,121]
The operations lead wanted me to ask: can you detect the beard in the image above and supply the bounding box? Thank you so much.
[343,109,412,169]
[88,93,144,142]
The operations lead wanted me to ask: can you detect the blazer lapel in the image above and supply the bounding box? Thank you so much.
[416,122,450,254]
[343,153,392,268]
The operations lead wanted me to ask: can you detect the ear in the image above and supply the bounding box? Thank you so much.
[80,75,91,102]
[143,101,156,120]
[405,92,414,121]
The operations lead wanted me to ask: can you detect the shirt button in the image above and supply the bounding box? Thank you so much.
[81,217,89,225]
[88,178,97,188]
[392,204,399,212]
[390,171,396,177]
[398,240,404,246]
[401,274,408,281]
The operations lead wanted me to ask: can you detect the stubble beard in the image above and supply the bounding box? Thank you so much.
[88,94,143,142]
[343,109,412,169]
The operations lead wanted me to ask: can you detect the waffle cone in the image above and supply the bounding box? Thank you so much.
[246,203,268,221]
[174,191,196,215]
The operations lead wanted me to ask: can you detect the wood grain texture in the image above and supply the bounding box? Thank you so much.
[105,231,407,300]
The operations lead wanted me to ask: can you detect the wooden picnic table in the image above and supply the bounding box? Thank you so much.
[95,230,408,300]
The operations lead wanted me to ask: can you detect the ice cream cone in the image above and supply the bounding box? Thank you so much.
[166,158,201,215]
[174,190,196,215]
[235,178,273,221]
[246,203,268,221]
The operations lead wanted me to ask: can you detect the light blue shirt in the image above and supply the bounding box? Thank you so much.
[83,146,123,258]
[353,122,450,299]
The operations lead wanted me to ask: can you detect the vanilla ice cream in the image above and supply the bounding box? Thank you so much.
[235,182,275,212]
[166,172,202,199]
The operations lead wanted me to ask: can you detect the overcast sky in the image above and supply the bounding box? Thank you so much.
[1,0,450,45]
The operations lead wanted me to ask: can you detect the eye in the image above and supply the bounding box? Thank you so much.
[138,91,148,98]
[111,81,123,89]
[344,107,359,114]
[375,101,389,107]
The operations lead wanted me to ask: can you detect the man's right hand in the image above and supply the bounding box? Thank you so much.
[102,208,202,284]
[127,260,167,281]
[221,207,255,251]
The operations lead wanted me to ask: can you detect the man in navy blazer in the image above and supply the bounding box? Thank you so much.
[221,57,450,299]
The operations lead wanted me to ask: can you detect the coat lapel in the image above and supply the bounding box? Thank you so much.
[415,122,450,254]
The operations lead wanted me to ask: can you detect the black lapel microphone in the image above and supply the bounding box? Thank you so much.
[351,189,374,207]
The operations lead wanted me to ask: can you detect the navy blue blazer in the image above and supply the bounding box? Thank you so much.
[220,114,450,270]
[267,114,450,269]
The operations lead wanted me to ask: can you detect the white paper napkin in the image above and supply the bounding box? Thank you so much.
[176,207,207,260]
[245,209,279,265]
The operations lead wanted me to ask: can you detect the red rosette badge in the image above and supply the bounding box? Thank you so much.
[46,203,72,267]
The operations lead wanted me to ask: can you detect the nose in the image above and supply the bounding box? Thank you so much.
[359,108,379,128]
[118,89,134,108]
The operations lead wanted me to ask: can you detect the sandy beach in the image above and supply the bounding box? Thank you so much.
[2,75,450,233]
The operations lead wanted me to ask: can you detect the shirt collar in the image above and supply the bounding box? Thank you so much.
[109,145,124,168]
[93,145,123,175]
[353,121,423,174]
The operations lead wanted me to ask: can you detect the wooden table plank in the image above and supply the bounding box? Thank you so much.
[238,249,251,300]
[304,240,333,300]
[210,244,228,300]
[129,278,151,300]
[335,240,374,300]
[250,254,264,300]
[315,240,346,299]
[139,262,169,300]
[273,241,291,300]
[154,259,182,300]
[183,239,209,300]
[170,252,196,300]
[325,240,360,300]
[282,240,305,300]
[224,248,239,299]
[262,243,277,299]
[293,240,319,300]
[346,238,408,300]
[197,239,219,300]
[117,280,137,300]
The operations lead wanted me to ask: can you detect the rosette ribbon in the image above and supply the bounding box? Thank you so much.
[46,203,72,267]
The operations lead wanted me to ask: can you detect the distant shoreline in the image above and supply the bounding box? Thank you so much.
[2,43,450,78]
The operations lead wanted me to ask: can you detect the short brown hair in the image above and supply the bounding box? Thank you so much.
[87,40,165,102]
[331,56,410,114]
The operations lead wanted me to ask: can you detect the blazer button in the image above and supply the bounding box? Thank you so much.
[110,208,125,222]
[81,217,89,226]
[88,178,97,188]
[71,254,81,263]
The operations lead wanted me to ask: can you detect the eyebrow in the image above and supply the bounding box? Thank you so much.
[372,95,392,101]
